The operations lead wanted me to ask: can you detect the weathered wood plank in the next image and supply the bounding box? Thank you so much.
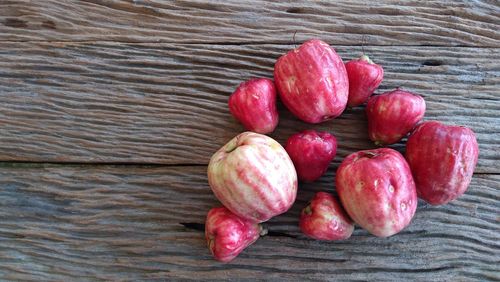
[0,42,498,172]
[1,0,499,46]
[0,164,497,281]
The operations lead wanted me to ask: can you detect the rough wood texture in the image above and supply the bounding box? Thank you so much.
[0,164,497,281]
[1,0,499,46]
[1,1,499,280]
[1,42,498,172]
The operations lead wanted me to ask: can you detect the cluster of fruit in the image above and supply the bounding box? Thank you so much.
[204,39,479,262]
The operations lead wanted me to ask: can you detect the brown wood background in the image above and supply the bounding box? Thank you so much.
[0,0,499,281]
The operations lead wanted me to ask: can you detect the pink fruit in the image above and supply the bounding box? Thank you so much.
[336,148,417,237]
[205,207,266,262]
[274,39,349,124]
[345,55,384,107]
[285,130,337,182]
[406,121,479,205]
[299,192,354,240]
[208,132,298,223]
[366,89,426,145]
[228,78,279,134]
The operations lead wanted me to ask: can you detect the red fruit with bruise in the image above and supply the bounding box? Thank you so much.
[285,130,337,182]
[208,132,298,223]
[406,121,479,205]
[205,207,266,262]
[228,78,279,134]
[345,55,384,107]
[366,89,426,145]
[299,192,354,240]
[336,148,417,237]
[274,39,349,124]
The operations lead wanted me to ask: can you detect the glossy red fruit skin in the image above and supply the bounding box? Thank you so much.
[205,207,265,263]
[406,121,479,205]
[285,130,337,182]
[299,192,354,240]
[228,78,279,134]
[274,39,349,124]
[366,89,426,145]
[345,55,384,107]
[208,132,298,223]
[336,148,417,238]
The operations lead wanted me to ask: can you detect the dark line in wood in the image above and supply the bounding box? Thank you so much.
[181,222,300,239]
[0,162,498,176]
[0,161,207,168]
[0,40,499,48]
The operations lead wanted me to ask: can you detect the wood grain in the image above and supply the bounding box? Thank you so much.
[1,0,499,46]
[0,42,498,172]
[0,164,497,281]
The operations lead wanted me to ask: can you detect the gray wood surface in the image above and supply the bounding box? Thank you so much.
[1,43,498,173]
[1,0,499,46]
[0,164,498,281]
[0,0,499,281]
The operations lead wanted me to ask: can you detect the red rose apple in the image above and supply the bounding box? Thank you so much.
[336,148,417,237]
[366,89,426,145]
[299,192,354,240]
[345,55,384,107]
[208,132,298,223]
[274,39,349,123]
[228,78,278,134]
[285,130,337,182]
[205,207,266,262]
[406,121,479,205]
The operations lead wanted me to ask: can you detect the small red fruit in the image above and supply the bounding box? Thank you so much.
[336,148,417,237]
[345,55,384,107]
[274,39,349,123]
[299,192,354,240]
[406,121,479,205]
[285,130,337,182]
[366,89,426,145]
[228,78,278,134]
[205,207,266,263]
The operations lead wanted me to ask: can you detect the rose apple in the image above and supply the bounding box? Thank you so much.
[299,192,354,240]
[285,130,337,182]
[274,39,349,123]
[406,121,479,205]
[228,78,279,134]
[208,132,298,222]
[336,148,417,237]
[366,89,426,145]
[345,55,384,107]
[205,207,266,262]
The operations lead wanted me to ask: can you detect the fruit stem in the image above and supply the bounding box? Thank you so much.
[225,138,239,153]
[259,224,268,236]
[303,205,312,215]
[359,54,374,64]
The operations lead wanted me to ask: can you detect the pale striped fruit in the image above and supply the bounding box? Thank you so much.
[208,132,298,223]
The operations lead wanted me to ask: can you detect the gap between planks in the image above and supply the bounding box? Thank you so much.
[0,40,499,48]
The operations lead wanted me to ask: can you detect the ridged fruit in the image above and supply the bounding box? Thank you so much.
[366,89,426,145]
[345,55,384,107]
[285,130,337,182]
[205,207,266,262]
[228,78,279,134]
[406,121,479,205]
[274,39,349,123]
[208,132,298,223]
[299,192,354,240]
[336,148,417,237]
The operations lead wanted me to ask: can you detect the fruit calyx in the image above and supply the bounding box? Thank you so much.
[359,54,374,64]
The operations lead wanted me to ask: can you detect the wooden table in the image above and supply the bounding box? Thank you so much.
[1,1,499,280]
